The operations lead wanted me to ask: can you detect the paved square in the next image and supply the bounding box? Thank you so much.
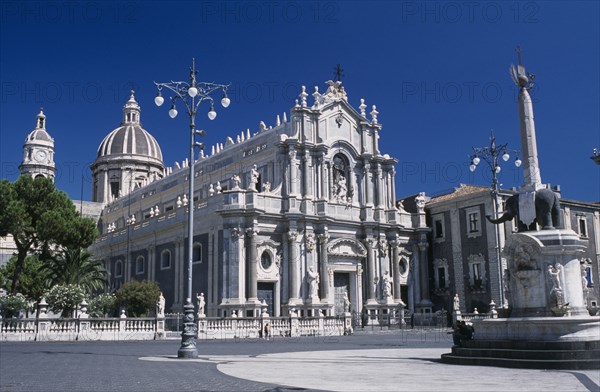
[1,330,598,391]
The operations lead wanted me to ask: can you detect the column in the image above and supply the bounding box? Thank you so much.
[364,162,373,207]
[287,230,300,303]
[389,168,397,209]
[302,150,312,199]
[174,238,184,307]
[375,163,384,209]
[289,149,298,196]
[320,156,328,200]
[318,232,330,302]
[390,240,401,302]
[246,228,258,300]
[365,238,376,301]
[327,162,334,200]
[148,244,155,282]
[418,237,431,304]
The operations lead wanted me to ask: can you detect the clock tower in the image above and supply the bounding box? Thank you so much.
[19,108,56,181]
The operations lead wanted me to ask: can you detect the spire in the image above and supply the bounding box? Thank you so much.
[510,47,542,190]
[122,90,141,125]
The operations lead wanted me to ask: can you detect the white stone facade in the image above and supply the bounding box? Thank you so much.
[89,81,424,318]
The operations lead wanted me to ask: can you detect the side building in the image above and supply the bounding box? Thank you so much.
[89,81,429,318]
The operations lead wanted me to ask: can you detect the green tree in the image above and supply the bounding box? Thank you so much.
[0,176,98,294]
[42,248,108,295]
[116,280,161,317]
[0,255,49,303]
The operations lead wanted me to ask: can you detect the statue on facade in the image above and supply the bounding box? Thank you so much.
[231,174,241,190]
[197,292,205,318]
[250,164,259,191]
[305,233,316,253]
[156,292,165,318]
[382,271,392,299]
[336,173,347,201]
[415,192,426,213]
[343,292,351,313]
[453,294,460,312]
[307,267,319,299]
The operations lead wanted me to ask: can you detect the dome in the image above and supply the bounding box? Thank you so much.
[95,91,163,162]
[96,124,163,161]
[26,128,53,142]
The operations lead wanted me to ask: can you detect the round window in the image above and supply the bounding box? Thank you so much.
[399,259,408,275]
[261,252,272,269]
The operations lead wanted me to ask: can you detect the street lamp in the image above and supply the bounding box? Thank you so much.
[469,130,521,308]
[154,58,230,358]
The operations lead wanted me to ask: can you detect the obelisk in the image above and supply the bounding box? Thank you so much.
[511,46,543,192]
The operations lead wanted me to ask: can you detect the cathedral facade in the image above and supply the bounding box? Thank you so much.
[88,82,430,317]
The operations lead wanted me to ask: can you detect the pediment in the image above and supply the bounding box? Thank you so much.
[327,238,367,258]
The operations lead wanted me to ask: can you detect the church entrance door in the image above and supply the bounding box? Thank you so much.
[334,273,350,315]
[257,282,274,315]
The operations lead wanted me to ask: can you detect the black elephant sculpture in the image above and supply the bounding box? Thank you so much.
[486,188,562,231]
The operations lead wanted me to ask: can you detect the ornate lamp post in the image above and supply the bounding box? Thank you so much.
[469,130,521,308]
[154,58,230,358]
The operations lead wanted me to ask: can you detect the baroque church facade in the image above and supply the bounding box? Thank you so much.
[87,82,431,318]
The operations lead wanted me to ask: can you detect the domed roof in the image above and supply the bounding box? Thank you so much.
[95,91,163,162]
[26,128,53,142]
[97,124,163,160]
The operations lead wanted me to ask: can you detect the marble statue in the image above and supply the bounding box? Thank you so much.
[156,292,165,317]
[197,292,205,318]
[307,267,319,299]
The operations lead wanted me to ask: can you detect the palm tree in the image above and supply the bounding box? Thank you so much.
[43,248,108,294]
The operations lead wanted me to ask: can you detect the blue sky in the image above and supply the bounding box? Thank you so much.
[1,1,598,202]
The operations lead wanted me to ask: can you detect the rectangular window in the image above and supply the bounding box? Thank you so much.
[465,207,482,238]
[578,216,588,237]
[434,219,444,240]
[469,213,478,232]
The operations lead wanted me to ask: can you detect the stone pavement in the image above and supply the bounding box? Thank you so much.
[1,329,599,391]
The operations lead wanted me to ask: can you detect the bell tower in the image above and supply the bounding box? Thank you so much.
[19,108,56,181]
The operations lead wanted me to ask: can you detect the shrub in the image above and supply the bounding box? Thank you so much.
[0,293,28,318]
[115,280,161,317]
[45,284,86,318]
[88,293,117,317]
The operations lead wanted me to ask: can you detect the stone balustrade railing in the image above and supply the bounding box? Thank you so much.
[197,312,351,340]
[1,317,163,342]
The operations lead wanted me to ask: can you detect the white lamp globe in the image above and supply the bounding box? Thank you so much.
[495,166,501,173]
[502,153,510,161]
[169,106,178,118]
[469,164,476,172]
[188,86,198,97]
[515,159,522,167]
[207,108,217,120]
[472,157,480,165]
[154,93,164,107]
[221,94,230,108]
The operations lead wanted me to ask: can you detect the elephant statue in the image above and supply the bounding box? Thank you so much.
[486,188,562,231]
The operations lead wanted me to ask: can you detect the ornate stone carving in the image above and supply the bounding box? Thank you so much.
[415,192,426,213]
[287,230,299,242]
[249,164,259,191]
[246,227,259,238]
[305,233,316,253]
[230,226,242,240]
[328,238,368,258]
[378,238,388,257]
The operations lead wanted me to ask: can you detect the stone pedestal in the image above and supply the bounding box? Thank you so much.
[505,229,588,317]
